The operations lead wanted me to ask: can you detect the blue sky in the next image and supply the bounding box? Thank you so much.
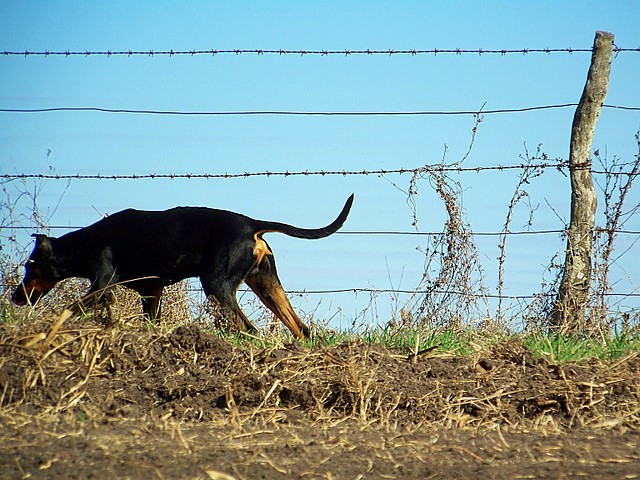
[1,1,639,329]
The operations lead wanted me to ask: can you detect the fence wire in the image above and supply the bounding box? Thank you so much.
[1,281,638,301]
[5,225,640,238]
[2,104,639,116]
[226,287,640,299]
[3,47,640,58]
[2,161,638,181]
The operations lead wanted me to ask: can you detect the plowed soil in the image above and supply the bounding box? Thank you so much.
[1,314,639,479]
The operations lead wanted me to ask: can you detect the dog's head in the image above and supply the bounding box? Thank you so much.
[12,234,61,306]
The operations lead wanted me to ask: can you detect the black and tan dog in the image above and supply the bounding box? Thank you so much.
[12,195,354,339]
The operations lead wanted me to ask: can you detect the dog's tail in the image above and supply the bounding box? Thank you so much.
[254,194,354,239]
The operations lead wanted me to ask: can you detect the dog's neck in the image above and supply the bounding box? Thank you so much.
[48,230,93,279]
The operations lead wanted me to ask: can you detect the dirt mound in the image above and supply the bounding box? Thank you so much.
[1,316,640,479]
[2,317,638,429]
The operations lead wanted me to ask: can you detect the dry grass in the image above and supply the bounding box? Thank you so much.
[2,312,639,427]
[1,314,640,479]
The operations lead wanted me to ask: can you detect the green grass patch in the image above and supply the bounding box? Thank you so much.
[309,325,640,363]
[161,318,640,363]
[523,331,640,363]
[308,325,477,356]
[4,302,640,364]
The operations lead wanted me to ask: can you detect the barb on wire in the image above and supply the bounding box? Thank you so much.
[2,47,640,58]
[1,104,639,116]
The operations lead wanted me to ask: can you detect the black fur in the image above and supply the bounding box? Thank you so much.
[12,195,354,338]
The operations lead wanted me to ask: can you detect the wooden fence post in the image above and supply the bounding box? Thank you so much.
[551,31,614,331]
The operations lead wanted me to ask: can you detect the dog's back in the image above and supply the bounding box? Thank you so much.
[58,207,255,282]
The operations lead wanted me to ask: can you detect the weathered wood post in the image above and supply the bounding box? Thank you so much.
[551,31,614,331]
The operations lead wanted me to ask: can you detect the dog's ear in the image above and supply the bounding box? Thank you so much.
[31,234,55,258]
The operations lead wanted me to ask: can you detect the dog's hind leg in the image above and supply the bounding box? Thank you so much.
[134,281,164,320]
[245,253,310,339]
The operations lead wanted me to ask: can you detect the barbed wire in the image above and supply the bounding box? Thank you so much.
[2,47,640,58]
[1,281,637,301]
[2,161,638,181]
[184,285,640,300]
[0,163,559,180]
[2,104,639,116]
[280,288,640,299]
[6,224,640,238]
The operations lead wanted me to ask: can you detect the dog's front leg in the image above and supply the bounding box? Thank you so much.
[72,267,118,322]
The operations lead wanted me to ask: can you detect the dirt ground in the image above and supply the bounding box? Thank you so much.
[1,314,639,479]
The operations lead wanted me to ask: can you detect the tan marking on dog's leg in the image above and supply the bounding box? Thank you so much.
[245,268,309,339]
[253,234,272,268]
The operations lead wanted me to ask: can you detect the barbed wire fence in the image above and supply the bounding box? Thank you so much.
[2,162,639,181]
[2,162,639,297]
[3,47,640,57]
[2,43,640,330]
